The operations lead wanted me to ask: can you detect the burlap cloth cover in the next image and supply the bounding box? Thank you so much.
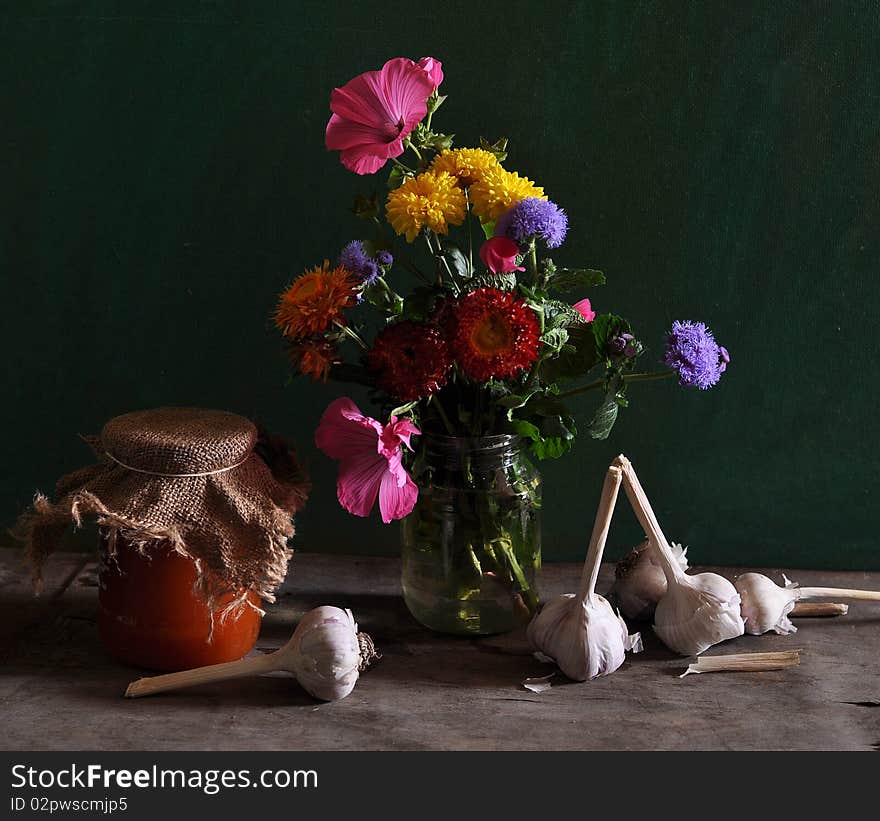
[15,407,309,617]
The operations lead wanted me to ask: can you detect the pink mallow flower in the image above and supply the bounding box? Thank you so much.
[325,58,435,175]
[573,298,596,322]
[417,57,444,91]
[315,398,420,523]
[479,237,525,274]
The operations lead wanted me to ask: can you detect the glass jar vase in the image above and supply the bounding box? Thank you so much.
[401,434,541,635]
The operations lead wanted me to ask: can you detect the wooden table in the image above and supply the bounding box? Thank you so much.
[1,550,878,751]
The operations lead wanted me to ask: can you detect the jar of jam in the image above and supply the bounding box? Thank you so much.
[17,407,307,673]
[98,531,262,671]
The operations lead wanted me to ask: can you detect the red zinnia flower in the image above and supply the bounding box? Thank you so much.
[367,320,452,401]
[452,288,541,382]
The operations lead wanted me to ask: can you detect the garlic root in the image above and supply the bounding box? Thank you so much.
[615,455,744,656]
[125,606,376,701]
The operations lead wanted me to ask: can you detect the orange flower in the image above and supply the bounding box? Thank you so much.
[452,287,541,382]
[291,339,339,383]
[275,262,359,340]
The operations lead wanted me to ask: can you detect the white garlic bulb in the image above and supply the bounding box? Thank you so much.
[616,455,744,656]
[612,539,689,621]
[736,572,799,635]
[528,465,642,681]
[124,605,378,701]
[736,572,880,635]
[288,606,364,701]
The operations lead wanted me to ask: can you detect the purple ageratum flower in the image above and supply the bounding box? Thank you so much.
[495,197,568,248]
[360,259,380,285]
[339,240,382,286]
[662,320,728,390]
[376,250,393,266]
[339,240,370,274]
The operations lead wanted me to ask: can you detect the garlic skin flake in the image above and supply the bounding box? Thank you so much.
[528,465,642,681]
[616,455,744,657]
[290,606,363,701]
[612,539,689,621]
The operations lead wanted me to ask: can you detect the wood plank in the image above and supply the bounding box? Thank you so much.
[1,549,879,751]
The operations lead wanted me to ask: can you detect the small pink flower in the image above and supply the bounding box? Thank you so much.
[479,236,525,274]
[315,397,420,523]
[573,298,596,322]
[325,58,435,175]
[417,57,444,91]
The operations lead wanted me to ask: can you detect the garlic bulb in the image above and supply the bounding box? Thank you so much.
[616,455,744,656]
[612,539,689,621]
[736,572,880,635]
[288,606,364,700]
[125,605,378,701]
[736,573,799,635]
[527,465,641,681]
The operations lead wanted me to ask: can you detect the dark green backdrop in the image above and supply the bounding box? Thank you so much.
[3,1,878,569]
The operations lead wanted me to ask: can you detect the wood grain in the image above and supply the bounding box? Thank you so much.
[1,550,879,751]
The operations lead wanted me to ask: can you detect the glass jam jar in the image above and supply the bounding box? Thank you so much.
[98,530,261,671]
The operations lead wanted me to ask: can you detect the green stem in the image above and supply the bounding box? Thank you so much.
[404,138,423,164]
[391,156,415,174]
[433,232,460,293]
[397,253,431,284]
[466,193,474,275]
[557,369,675,399]
[334,321,368,350]
[527,241,538,285]
[431,395,456,434]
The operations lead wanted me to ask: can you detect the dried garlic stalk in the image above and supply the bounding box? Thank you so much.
[680,650,801,678]
[790,602,848,618]
[616,455,744,656]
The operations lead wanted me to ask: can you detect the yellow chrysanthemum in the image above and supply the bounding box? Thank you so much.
[386,171,467,243]
[469,167,547,223]
[429,147,502,188]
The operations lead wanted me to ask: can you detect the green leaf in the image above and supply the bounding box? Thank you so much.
[590,313,632,360]
[441,244,471,278]
[587,375,624,440]
[544,300,586,330]
[401,285,438,321]
[464,272,517,291]
[549,268,606,292]
[480,220,496,241]
[387,166,406,190]
[427,93,447,114]
[540,327,569,356]
[388,400,418,418]
[539,323,599,383]
[426,131,455,151]
[479,136,509,163]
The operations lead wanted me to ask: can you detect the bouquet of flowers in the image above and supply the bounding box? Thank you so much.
[275,57,728,634]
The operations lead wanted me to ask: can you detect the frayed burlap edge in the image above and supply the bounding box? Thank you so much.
[12,488,296,638]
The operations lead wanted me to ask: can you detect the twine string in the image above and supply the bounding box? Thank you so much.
[104,451,250,478]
